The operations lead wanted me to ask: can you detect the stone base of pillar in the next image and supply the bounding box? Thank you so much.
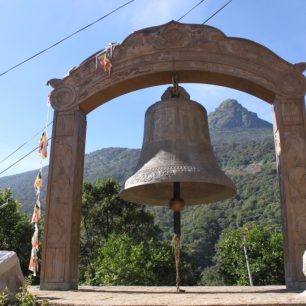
[287,281,306,291]
[40,281,78,291]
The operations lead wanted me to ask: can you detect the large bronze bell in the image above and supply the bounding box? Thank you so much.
[120,85,236,205]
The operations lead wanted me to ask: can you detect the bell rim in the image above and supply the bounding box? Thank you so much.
[119,180,237,206]
[123,166,236,189]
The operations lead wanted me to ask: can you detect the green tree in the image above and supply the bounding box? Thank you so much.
[79,179,161,282]
[198,265,226,286]
[84,234,172,285]
[215,225,284,285]
[0,189,32,275]
[84,234,196,286]
[80,179,197,285]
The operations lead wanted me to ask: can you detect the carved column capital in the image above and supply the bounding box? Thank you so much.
[47,79,79,112]
[274,95,305,127]
[276,65,306,98]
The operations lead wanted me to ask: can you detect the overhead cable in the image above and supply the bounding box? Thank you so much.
[0,137,52,176]
[0,122,53,166]
[202,0,233,24]
[0,0,135,78]
[177,0,208,22]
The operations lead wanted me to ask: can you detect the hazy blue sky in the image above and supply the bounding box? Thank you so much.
[0,0,305,176]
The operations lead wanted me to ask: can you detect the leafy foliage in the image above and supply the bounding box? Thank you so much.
[80,179,197,286]
[84,234,194,286]
[198,266,226,286]
[0,287,9,305]
[0,277,48,306]
[0,189,32,275]
[80,179,165,284]
[215,226,284,285]
[15,276,37,306]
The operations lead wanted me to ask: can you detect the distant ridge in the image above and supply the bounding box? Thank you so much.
[208,99,272,129]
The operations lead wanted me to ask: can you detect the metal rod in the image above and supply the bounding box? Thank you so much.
[172,182,184,292]
[243,236,253,286]
[173,181,181,236]
[174,181,180,197]
[174,212,181,236]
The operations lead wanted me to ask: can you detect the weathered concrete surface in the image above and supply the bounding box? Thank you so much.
[0,251,24,294]
[30,286,306,306]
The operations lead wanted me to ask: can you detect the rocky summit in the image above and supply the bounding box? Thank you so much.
[208,99,272,129]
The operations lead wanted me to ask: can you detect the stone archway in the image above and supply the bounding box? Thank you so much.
[41,21,306,290]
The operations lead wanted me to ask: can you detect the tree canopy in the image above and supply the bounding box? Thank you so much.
[0,189,32,275]
[79,179,196,285]
[84,234,177,286]
[214,225,284,285]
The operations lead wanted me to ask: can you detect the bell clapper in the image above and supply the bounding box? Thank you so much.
[169,182,185,293]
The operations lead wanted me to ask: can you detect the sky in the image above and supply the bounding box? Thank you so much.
[0,0,305,177]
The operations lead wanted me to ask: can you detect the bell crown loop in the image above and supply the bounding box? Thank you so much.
[161,86,190,100]
[145,86,206,120]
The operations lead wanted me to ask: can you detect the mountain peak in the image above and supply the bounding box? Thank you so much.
[208,99,272,129]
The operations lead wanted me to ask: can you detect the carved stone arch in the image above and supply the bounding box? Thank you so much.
[41,21,306,290]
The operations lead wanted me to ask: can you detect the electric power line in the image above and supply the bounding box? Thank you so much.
[0,0,135,175]
[0,0,234,176]
[202,0,233,24]
[177,0,208,22]
[0,0,135,78]
[0,121,53,166]
[0,138,52,177]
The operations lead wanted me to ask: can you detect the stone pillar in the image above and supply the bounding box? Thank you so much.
[272,95,306,290]
[40,109,86,290]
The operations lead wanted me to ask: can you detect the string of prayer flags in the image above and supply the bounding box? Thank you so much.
[96,42,120,74]
[29,224,39,276]
[29,169,42,276]
[34,171,42,191]
[31,199,41,223]
[38,132,48,159]
[98,54,112,72]
[28,95,51,277]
